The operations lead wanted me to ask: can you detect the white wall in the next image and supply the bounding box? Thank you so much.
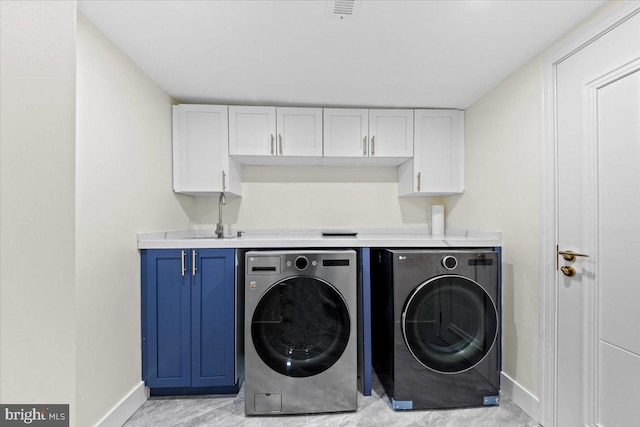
[0,0,77,414]
[444,59,542,398]
[192,166,441,229]
[75,14,193,427]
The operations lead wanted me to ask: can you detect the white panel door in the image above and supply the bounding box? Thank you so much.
[276,107,323,157]
[368,109,413,157]
[595,68,640,427]
[556,11,640,427]
[229,106,276,156]
[323,108,368,157]
[172,104,226,193]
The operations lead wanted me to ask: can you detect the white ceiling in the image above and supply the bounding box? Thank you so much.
[78,0,607,109]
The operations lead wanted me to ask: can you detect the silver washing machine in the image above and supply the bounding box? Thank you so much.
[244,250,357,415]
[371,249,501,410]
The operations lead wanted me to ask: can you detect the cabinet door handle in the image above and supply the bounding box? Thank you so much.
[181,250,186,277]
[192,250,197,276]
[371,135,375,156]
[363,136,368,156]
[222,170,226,191]
[270,134,275,155]
[417,172,421,192]
[279,134,283,155]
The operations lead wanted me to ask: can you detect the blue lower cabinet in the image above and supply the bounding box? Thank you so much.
[142,248,238,394]
[191,249,236,387]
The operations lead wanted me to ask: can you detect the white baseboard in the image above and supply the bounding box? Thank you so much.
[96,381,148,427]
[501,371,541,423]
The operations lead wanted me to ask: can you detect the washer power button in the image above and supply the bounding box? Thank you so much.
[442,256,457,270]
[295,256,309,271]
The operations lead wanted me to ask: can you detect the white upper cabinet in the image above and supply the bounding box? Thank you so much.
[276,107,323,157]
[173,104,461,197]
[228,106,276,156]
[172,104,241,196]
[398,109,464,196]
[229,106,322,159]
[323,109,369,157]
[323,108,413,161]
[368,109,414,157]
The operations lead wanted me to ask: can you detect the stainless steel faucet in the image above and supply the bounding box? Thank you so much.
[215,191,226,238]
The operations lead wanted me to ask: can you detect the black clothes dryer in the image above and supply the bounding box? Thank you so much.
[371,249,500,410]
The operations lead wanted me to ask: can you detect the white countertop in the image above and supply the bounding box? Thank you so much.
[137,228,501,249]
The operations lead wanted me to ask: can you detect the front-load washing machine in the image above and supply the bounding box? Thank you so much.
[371,249,500,410]
[244,250,357,415]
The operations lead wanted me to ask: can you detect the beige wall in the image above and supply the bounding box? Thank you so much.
[192,166,442,229]
[75,14,193,426]
[445,59,542,395]
[0,0,77,413]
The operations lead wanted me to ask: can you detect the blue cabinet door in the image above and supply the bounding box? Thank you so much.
[191,248,236,387]
[144,250,191,388]
[142,248,237,391]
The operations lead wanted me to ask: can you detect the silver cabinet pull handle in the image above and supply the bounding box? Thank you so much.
[417,172,421,192]
[192,250,197,276]
[363,136,368,156]
[222,170,226,191]
[270,134,275,155]
[181,250,186,277]
[371,135,375,156]
[279,134,283,155]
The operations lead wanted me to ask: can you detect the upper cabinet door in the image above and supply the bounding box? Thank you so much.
[276,107,323,157]
[323,109,369,157]
[369,109,414,157]
[407,109,464,195]
[172,104,227,194]
[229,106,276,156]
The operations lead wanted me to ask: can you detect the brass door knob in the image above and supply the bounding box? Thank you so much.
[557,249,590,262]
[561,266,576,277]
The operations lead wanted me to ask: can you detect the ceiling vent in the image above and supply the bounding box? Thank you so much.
[330,0,356,19]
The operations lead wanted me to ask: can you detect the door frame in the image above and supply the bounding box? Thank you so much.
[540,3,640,427]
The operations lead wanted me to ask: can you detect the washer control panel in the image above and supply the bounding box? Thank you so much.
[247,250,354,276]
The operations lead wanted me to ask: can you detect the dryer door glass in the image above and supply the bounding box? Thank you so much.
[251,276,351,378]
[402,276,498,374]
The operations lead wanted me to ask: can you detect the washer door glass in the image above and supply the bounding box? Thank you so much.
[251,276,351,378]
[402,275,498,374]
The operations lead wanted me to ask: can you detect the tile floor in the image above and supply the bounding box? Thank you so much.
[124,374,539,426]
